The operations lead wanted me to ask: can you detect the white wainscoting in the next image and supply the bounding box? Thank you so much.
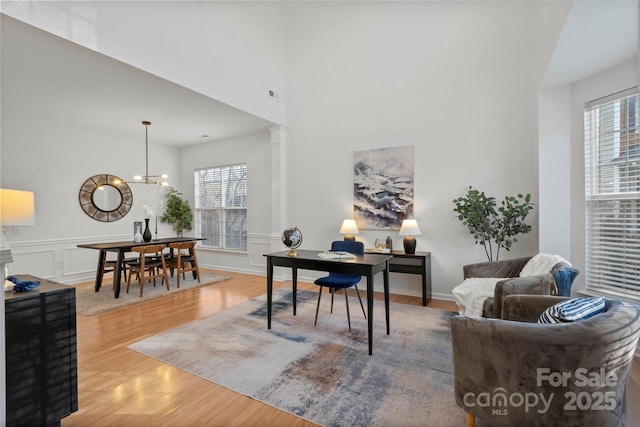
[62,246,99,278]
[7,234,132,284]
[4,234,453,298]
[248,233,271,268]
[8,245,57,280]
[5,233,285,285]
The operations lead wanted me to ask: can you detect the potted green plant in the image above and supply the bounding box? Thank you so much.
[160,187,193,237]
[453,186,534,261]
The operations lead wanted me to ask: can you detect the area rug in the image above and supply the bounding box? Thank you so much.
[128,288,466,426]
[75,272,230,316]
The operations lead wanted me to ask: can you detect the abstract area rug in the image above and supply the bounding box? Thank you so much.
[129,288,465,426]
[75,272,230,316]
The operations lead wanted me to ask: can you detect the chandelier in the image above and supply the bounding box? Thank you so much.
[117,121,169,186]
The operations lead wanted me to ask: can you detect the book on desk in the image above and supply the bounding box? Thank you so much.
[317,251,357,260]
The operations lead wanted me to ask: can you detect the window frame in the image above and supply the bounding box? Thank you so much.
[584,87,640,303]
[194,163,248,253]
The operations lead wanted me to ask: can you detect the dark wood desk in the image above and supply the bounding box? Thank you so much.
[78,237,205,298]
[264,249,392,355]
[365,250,431,306]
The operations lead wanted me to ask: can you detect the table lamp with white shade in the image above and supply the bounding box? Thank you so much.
[339,219,359,241]
[399,219,421,254]
[1,189,36,290]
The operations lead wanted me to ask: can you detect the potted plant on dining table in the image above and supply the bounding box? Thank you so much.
[160,187,193,237]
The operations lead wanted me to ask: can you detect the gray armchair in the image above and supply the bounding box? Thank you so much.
[463,256,571,318]
[451,295,640,427]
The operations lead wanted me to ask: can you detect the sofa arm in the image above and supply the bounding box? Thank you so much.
[501,295,569,322]
[463,256,532,279]
[451,302,640,427]
[493,273,557,319]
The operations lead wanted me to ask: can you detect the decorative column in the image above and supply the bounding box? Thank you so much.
[269,125,288,251]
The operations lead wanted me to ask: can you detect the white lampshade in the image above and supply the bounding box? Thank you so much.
[1,188,35,290]
[399,219,421,236]
[339,219,359,235]
[1,189,35,226]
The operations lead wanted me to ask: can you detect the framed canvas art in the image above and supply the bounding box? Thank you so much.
[353,145,414,230]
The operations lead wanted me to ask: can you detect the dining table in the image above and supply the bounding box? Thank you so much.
[78,236,205,298]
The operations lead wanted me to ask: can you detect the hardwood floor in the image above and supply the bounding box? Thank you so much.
[63,269,640,426]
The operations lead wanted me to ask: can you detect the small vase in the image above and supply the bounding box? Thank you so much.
[143,218,152,242]
[134,226,143,243]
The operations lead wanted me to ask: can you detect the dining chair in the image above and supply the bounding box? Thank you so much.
[167,241,200,288]
[126,244,170,297]
[101,258,121,287]
[101,255,132,290]
[313,240,366,332]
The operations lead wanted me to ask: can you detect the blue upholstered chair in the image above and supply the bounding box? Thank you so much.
[313,240,366,331]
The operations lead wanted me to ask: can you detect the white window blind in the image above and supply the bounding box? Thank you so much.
[194,164,247,251]
[584,87,640,302]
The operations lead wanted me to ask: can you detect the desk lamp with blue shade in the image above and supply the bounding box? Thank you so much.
[1,189,36,291]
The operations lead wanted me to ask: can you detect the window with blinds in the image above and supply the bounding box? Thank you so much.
[584,87,639,302]
[194,164,247,251]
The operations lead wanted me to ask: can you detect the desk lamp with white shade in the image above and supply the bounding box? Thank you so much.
[339,219,360,241]
[399,219,422,254]
[1,189,36,291]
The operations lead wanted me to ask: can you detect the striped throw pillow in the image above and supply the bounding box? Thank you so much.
[538,296,606,324]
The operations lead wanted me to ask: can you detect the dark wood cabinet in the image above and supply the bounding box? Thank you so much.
[5,276,78,426]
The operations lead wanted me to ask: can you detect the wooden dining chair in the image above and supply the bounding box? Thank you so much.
[167,241,200,288]
[126,244,170,297]
[101,255,130,290]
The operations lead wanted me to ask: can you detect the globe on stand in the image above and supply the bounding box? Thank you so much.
[282,226,303,257]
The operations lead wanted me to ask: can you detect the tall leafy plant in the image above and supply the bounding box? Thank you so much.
[160,187,193,237]
[453,186,534,261]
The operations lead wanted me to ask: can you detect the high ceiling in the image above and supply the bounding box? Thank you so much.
[2,1,637,148]
[1,14,274,147]
[543,0,638,89]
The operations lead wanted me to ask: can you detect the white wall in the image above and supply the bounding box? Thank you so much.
[2,1,286,124]
[1,109,181,282]
[538,85,572,260]
[0,14,188,283]
[6,1,626,301]
[178,131,274,274]
[0,10,279,284]
[282,2,541,299]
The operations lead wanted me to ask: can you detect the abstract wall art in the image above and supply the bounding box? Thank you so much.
[353,145,414,230]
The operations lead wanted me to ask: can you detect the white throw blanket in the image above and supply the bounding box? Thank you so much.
[452,278,502,318]
[519,253,570,277]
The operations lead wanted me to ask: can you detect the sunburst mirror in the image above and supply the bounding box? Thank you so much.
[79,174,133,222]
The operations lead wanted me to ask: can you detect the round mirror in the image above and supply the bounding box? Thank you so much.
[79,174,133,222]
[93,185,122,212]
